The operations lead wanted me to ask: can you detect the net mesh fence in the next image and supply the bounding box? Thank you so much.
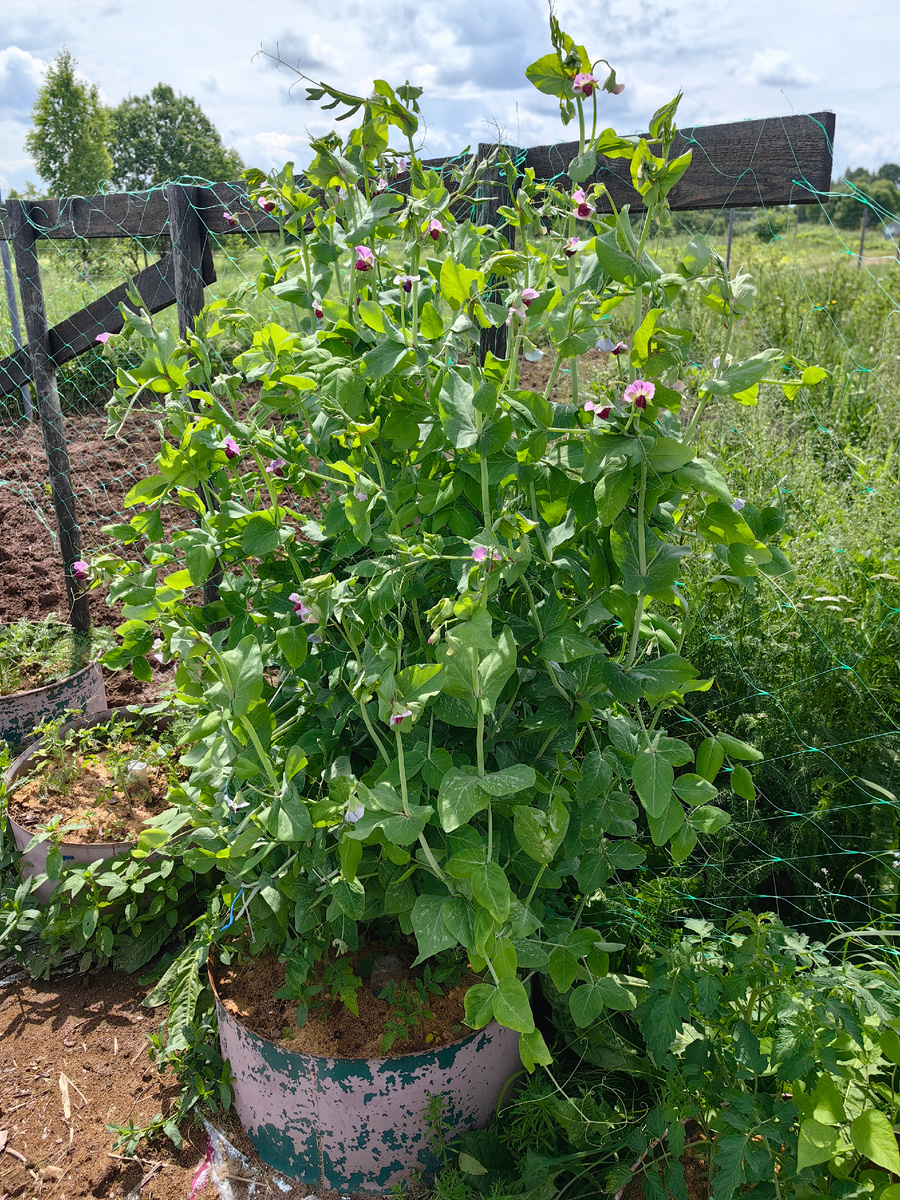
[1,127,899,942]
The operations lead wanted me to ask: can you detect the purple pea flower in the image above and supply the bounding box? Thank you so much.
[266,457,286,477]
[427,219,443,241]
[596,337,615,352]
[506,306,526,327]
[623,380,655,410]
[611,341,628,355]
[565,236,581,257]
[522,288,540,307]
[353,485,368,502]
[390,709,413,727]
[314,304,324,320]
[72,560,89,582]
[354,245,374,272]
[307,633,323,644]
[573,189,595,219]
[584,399,611,419]
[374,176,389,195]
[393,273,417,293]
[151,637,168,665]
[223,211,238,228]
[223,436,240,460]
[258,197,276,214]
[345,801,365,824]
[95,332,111,344]
[572,72,598,98]
[732,497,746,512]
[394,157,408,177]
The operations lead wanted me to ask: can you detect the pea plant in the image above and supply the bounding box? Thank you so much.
[96,14,800,1068]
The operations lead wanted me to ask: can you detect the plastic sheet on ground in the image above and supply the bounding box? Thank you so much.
[190,1118,318,1200]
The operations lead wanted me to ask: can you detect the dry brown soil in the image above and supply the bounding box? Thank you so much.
[0,961,266,1200]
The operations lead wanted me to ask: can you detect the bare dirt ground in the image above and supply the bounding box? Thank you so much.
[0,961,264,1199]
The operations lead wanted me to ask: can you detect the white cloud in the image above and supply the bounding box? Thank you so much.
[744,49,821,88]
[0,46,46,116]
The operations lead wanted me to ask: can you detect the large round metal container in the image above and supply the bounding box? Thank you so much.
[0,662,106,750]
[212,967,522,1193]
[4,707,169,902]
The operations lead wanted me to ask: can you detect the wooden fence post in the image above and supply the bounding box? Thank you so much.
[8,200,91,633]
[477,144,516,364]
[0,190,33,422]
[166,183,223,613]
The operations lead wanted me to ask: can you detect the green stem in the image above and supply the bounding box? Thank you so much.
[361,701,390,763]
[417,832,447,884]
[239,715,278,789]
[523,864,546,909]
[395,726,411,816]
[542,352,565,402]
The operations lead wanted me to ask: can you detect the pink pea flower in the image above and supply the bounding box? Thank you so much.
[266,457,286,477]
[223,436,240,460]
[573,189,595,219]
[314,305,324,320]
[72,559,89,582]
[584,399,611,419]
[258,197,276,214]
[288,592,317,623]
[95,332,111,344]
[472,546,501,564]
[522,288,540,307]
[572,72,598,98]
[223,211,238,228]
[353,485,368,502]
[506,306,526,327]
[151,638,168,666]
[354,245,374,272]
[375,176,389,195]
[565,236,581,257]
[623,380,655,409]
[611,341,628,355]
[394,157,408,177]
[427,219,443,241]
[603,68,625,95]
[393,274,417,293]
[390,709,413,727]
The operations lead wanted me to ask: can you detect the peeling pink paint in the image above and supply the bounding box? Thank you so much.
[215,990,522,1192]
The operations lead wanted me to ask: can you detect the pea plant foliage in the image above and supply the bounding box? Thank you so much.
[96,15,797,1066]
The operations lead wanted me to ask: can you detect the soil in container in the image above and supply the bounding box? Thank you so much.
[214,941,481,1059]
[8,715,184,844]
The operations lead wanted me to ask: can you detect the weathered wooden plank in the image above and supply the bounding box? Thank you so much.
[524,111,835,212]
[0,111,836,242]
[0,249,217,398]
[8,199,90,631]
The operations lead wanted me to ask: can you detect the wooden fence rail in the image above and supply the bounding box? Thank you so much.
[0,110,834,630]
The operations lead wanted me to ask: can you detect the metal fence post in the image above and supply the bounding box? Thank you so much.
[477,144,516,364]
[8,199,91,632]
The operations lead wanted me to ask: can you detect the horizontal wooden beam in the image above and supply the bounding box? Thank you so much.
[523,111,836,212]
[0,111,834,244]
[0,244,216,398]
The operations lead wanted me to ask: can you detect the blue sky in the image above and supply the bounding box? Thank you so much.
[1,0,898,196]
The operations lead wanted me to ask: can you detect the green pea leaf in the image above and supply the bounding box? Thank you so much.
[689,805,731,834]
[492,977,535,1033]
[696,737,724,782]
[463,983,496,1029]
[471,862,511,923]
[673,774,718,806]
[717,733,764,762]
[632,750,674,818]
[849,1110,900,1176]
[730,765,756,802]
[519,1028,553,1071]
[412,895,458,964]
